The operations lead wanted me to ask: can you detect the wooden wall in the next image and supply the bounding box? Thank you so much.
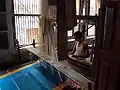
[94,1,120,90]
[0,0,15,58]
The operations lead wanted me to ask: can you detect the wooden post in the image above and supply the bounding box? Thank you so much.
[57,0,68,60]
[40,0,48,53]
[6,0,15,52]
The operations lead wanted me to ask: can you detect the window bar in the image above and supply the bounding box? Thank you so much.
[29,16,31,44]
[22,16,25,44]
[24,16,26,45]
[32,16,34,43]
[30,16,32,44]
[37,17,39,43]
[21,16,23,45]
[33,16,35,43]
[26,0,27,14]
[27,0,28,44]
[17,17,19,44]
[24,16,26,44]
[22,0,24,14]
[31,16,32,45]
[24,0,26,14]
[32,16,33,44]
[34,17,36,42]
[34,16,36,43]
[33,1,34,13]
[32,3,35,39]
[24,16,27,44]
[36,17,38,44]
[33,16,35,44]
[36,16,38,43]
[27,0,28,14]
[16,16,19,41]
[35,17,37,43]
[23,16,25,44]
[15,16,16,40]
[28,0,30,14]
[28,16,30,44]
[22,16,24,45]
[25,16,27,45]
[38,16,40,43]
[34,16,35,43]
[18,0,19,14]
[29,1,31,44]
[27,16,28,44]
[34,0,37,14]
[23,16,25,45]
[19,16,21,45]
[20,16,24,44]
[33,16,35,42]
[31,0,34,14]
[33,16,34,44]
[31,1,32,14]
[31,4,33,44]
[13,0,15,13]
[25,17,27,45]
[21,0,24,14]
[17,16,19,43]
[36,0,37,13]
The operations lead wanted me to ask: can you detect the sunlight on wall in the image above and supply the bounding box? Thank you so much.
[88,25,95,36]
[76,0,80,15]
[90,0,96,15]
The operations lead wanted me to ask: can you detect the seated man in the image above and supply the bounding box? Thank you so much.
[69,31,89,59]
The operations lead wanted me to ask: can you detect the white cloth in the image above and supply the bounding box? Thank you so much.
[74,41,87,56]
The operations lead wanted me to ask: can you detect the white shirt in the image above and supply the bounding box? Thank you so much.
[74,41,87,56]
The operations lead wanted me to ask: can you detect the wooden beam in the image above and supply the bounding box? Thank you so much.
[66,0,77,30]
[76,15,98,20]
[57,0,68,60]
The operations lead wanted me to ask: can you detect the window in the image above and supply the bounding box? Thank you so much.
[88,25,95,36]
[76,0,80,15]
[14,0,41,46]
[67,30,73,37]
[74,24,79,32]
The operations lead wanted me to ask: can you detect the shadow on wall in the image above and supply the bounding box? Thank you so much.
[0,49,38,70]
[68,41,75,52]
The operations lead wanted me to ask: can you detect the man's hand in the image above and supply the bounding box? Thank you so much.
[68,52,74,54]
[68,54,79,58]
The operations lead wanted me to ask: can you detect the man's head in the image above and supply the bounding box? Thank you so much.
[73,31,84,42]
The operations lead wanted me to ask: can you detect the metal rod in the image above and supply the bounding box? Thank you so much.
[30,16,31,44]
[25,0,26,14]
[14,14,41,16]
[16,16,18,40]
[76,15,98,20]
[28,16,30,44]
[21,16,23,45]
[32,16,34,42]
[19,16,21,44]
[17,0,20,14]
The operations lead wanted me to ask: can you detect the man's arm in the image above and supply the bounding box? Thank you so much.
[69,42,76,54]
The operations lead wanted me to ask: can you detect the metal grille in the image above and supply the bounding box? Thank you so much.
[14,0,41,46]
